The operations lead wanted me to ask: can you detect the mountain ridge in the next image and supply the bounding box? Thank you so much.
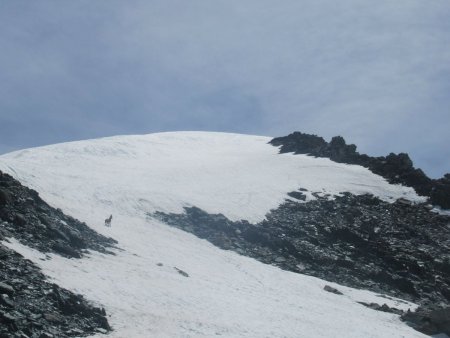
[270,131,450,209]
[0,131,448,337]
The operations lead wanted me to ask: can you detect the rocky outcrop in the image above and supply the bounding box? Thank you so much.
[0,170,116,336]
[269,132,450,209]
[153,193,450,304]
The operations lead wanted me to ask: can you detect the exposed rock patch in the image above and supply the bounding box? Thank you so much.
[270,132,450,209]
[153,194,450,304]
[154,193,450,334]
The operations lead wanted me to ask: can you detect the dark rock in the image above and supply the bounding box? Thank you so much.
[0,295,14,308]
[66,229,85,247]
[39,333,54,338]
[1,311,19,323]
[0,189,11,206]
[51,242,81,258]
[270,132,327,154]
[13,214,26,226]
[0,282,14,295]
[16,331,31,338]
[95,313,112,331]
[358,302,404,315]
[401,305,450,336]
[174,267,189,277]
[47,226,70,242]
[431,175,450,209]
[43,313,63,323]
[323,285,343,295]
[65,328,84,335]
[287,191,306,201]
[396,198,412,206]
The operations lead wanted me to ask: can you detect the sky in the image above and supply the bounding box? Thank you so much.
[0,1,449,178]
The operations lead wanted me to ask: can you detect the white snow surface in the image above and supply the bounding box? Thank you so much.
[0,132,428,337]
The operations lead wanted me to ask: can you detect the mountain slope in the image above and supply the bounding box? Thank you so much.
[0,132,432,337]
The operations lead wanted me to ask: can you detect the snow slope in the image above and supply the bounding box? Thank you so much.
[0,132,427,337]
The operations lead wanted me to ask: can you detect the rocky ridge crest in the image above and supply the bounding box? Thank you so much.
[270,132,450,209]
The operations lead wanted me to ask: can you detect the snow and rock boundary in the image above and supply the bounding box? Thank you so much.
[153,192,450,336]
[153,193,450,306]
[0,170,117,258]
[270,131,450,209]
[0,170,115,337]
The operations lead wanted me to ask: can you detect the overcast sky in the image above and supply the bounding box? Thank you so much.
[1,1,449,177]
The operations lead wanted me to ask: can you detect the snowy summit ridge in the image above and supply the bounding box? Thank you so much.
[0,131,424,224]
[0,131,435,337]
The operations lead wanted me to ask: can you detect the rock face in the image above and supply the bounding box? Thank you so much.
[269,132,450,209]
[0,170,116,337]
